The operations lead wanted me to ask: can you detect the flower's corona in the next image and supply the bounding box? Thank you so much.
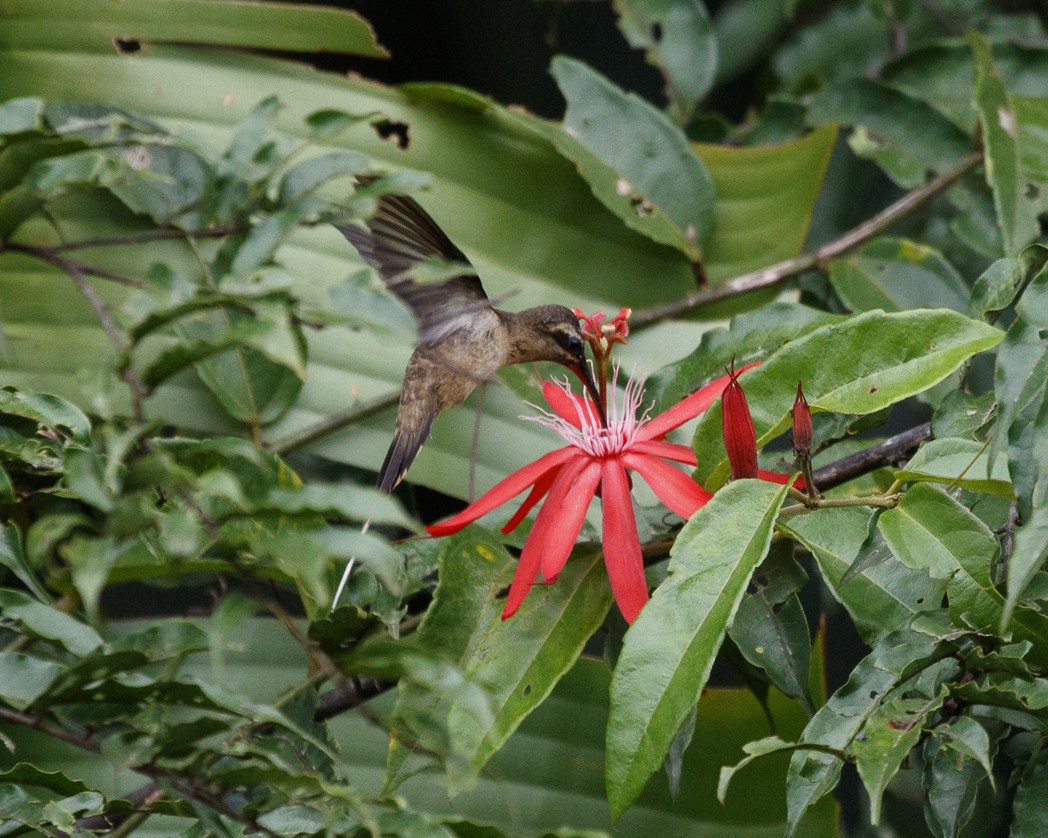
[524,367,651,458]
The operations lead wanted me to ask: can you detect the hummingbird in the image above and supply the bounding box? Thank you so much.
[337,187,605,492]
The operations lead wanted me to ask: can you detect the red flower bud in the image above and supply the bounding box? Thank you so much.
[605,306,631,346]
[722,362,757,480]
[792,381,812,455]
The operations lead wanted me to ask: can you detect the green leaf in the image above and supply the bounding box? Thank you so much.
[990,317,1048,497]
[784,616,956,836]
[605,478,789,818]
[931,390,996,442]
[936,716,996,790]
[612,0,717,125]
[695,125,837,284]
[398,527,613,793]
[828,237,969,314]
[549,55,714,260]
[140,317,275,388]
[1012,759,1048,837]
[0,523,50,602]
[279,150,368,205]
[878,482,999,581]
[10,0,388,58]
[717,735,808,805]
[0,651,64,710]
[968,244,1048,323]
[0,96,43,133]
[782,508,947,645]
[727,545,813,713]
[923,733,994,838]
[694,310,1004,487]
[108,144,212,223]
[894,438,1014,498]
[648,303,840,412]
[1005,505,1048,634]
[970,31,1041,256]
[0,589,102,655]
[854,691,946,824]
[807,77,972,188]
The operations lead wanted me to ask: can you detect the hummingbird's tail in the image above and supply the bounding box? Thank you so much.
[377,413,433,493]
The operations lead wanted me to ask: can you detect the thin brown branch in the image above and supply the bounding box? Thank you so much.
[631,152,981,327]
[49,225,242,251]
[6,242,144,287]
[0,704,101,753]
[33,250,150,421]
[268,391,401,455]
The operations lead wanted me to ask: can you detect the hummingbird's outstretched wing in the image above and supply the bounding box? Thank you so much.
[336,191,491,346]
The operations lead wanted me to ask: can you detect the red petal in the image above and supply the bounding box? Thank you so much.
[600,459,648,624]
[542,380,599,428]
[539,460,601,581]
[623,452,713,520]
[500,467,558,534]
[503,461,595,619]
[640,361,761,441]
[426,447,576,537]
[631,439,697,466]
[501,527,546,620]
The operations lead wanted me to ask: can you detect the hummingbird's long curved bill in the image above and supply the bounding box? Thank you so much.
[572,363,608,428]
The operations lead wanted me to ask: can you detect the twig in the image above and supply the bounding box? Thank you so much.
[268,391,401,455]
[49,225,241,251]
[6,242,144,287]
[631,153,981,327]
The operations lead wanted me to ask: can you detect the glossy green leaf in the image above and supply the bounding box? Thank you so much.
[894,438,1014,498]
[549,56,714,261]
[605,479,789,818]
[140,317,275,388]
[782,507,946,645]
[0,97,42,133]
[828,237,969,314]
[970,32,1041,256]
[613,0,717,125]
[446,545,612,791]
[807,77,971,188]
[990,317,1048,501]
[694,310,1003,487]
[931,390,996,442]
